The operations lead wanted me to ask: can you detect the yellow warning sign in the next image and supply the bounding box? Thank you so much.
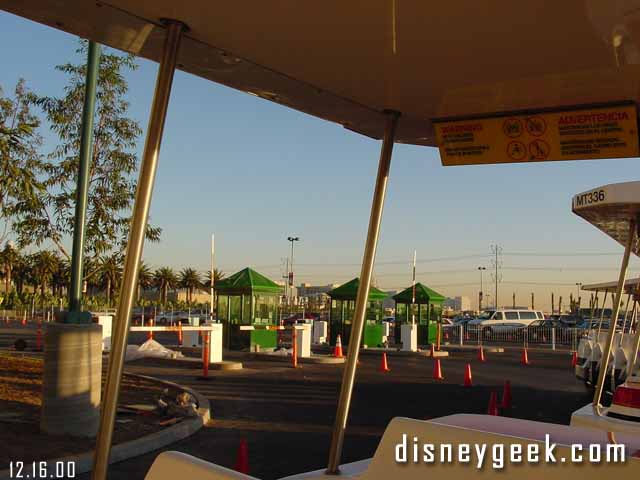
[434,104,639,166]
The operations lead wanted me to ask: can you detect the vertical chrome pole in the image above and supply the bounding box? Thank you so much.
[593,219,636,416]
[91,21,184,480]
[326,111,399,474]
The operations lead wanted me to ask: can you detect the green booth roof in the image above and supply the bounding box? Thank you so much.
[393,283,445,304]
[214,267,283,296]
[327,278,388,301]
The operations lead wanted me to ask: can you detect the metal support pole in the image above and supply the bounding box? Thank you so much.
[596,291,608,337]
[91,21,184,480]
[68,41,101,318]
[627,301,640,377]
[551,327,556,351]
[619,293,631,346]
[593,219,636,416]
[326,111,399,474]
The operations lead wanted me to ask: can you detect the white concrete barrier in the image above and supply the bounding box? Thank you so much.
[313,321,327,344]
[296,324,312,358]
[98,315,113,352]
[401,324,417,352]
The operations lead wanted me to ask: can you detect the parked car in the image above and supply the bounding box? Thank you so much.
[548,314,582,326]
[527,318,565,329]
[471,309,544,334]
[156,311,191,325]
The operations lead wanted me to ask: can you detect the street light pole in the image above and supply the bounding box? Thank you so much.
[478,267,486,312]
[287,236,300,308]
[575,282,582,314]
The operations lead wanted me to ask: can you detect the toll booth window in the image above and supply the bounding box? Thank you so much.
[229,296,242,324]
[217,295,228,321]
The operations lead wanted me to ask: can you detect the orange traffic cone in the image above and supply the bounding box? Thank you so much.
[571,351,578,368]
[334,335,344,358]
[234,438,249,474]
[477,346,486,362]
[21,311,26,326]
[500,380,512,409]
[432,358,444,380]
[463,363,473,387]
[35,321,42,351]
[379,353,391,372]
[487,391,499,416]
[521,348,530,365]
[430,343,435,357]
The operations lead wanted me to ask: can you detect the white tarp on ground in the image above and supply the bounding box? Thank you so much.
[125,339,184,362]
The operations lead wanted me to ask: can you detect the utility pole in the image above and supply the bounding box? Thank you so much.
[411,250,417,325]
[490,244,502,309]
[477,266,486,311]
[531,292,535,309]
[210,234,215,321]
[287,236,300,308]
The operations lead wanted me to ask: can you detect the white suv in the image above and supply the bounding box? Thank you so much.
[471,309,544,332]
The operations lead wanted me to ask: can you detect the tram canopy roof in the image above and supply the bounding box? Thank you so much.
[581,277,640,293]
[214,267,282,296]
[392,283,445,304]
[327,278,387,301]
[4,1,640,147]
[572,181,640,256]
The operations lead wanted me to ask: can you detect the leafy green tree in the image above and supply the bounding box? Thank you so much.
[12,41,161,262]
[0,80,45,245]
[179,268,202,305]
[154,267,177,306]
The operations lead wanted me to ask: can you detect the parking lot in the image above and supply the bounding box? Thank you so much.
[1,323,592,479]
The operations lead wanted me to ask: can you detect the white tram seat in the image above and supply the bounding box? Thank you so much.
[146,415,640,480]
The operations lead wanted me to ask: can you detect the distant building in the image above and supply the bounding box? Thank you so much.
[296,283,340,308]
[383,291,397,312]
[444,296,471,312]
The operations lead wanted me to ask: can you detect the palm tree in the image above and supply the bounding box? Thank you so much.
[154,267,177,306]
[0,242,19,294]
[98,254,122,307]
[12,254,30,296]
[179,268,202,305]
[204,268,225,287]
[30,250,60,295]
[204,268,225,309]
[137,261,154,302]
[52,257,70,298]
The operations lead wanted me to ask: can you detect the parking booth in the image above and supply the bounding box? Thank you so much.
[215,267,283,350]
[328,278,387,347]
[393,283,444,345]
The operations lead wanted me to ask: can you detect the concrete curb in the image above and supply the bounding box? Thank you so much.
[169,355,243,370]
[247,352,345,364]
[0,373,210,480]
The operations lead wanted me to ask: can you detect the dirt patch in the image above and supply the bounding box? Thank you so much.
[0,353,192,469]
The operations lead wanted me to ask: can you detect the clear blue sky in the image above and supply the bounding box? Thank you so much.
[1,12,638,310]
